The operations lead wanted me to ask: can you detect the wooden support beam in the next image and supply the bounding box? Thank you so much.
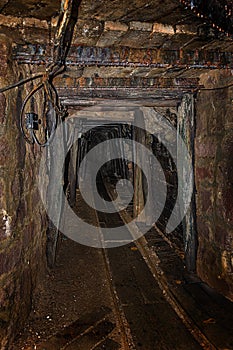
[68,136,79,208]
[177,94,196,272]
[57,87,186,101]
[60,98,180,108]
[53,0,81,66]
[133,109,146,221]
[13,44,233,68]
[46,120,66,267]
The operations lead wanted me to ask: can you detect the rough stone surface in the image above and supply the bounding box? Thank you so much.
[0,0,60,20]
[0,1,232,347]
[0,93,6,125]
[195,69,233,301]
[0,34,47,349]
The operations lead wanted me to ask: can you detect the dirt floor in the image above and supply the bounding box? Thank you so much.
[12,188,124,350]
[12,237,124,349]
[11,184,233,350]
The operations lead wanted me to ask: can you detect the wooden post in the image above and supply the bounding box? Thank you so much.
[133,109,146,221]
[68,135,79,207]
[46,114,66,267]
[177,94,197,272]
[53,0,81,66]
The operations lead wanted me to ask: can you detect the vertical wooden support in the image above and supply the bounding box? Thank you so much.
[133,109,146,221]
[45,0,81,267]
[145,150,154,226]
[79,136,89,182]
[68,130,79,207]
[118,126,128,179]
[177,94,197,272]
[133,110,154,225]
[53,0,81,66]
[46,115,66,267]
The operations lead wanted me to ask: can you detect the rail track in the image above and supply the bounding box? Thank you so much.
[29,176,233,350]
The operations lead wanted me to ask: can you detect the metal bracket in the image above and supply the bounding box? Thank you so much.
[25,112,39,130]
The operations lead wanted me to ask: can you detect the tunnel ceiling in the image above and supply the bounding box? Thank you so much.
[0,0,200,22]
[0,0,231,51]
[0,0,232,51]
[0,0,232,31]
[0,0,232,103]
[0,0,60,20]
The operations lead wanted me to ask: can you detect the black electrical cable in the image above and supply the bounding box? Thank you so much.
[0,73,44,94]
[0,0,80,147]
[19,73,64,147]
[0,62,64,95]
[12,60,66,146]
[199,82,233,91]
[0,62,66,146]
[20,82,44,145]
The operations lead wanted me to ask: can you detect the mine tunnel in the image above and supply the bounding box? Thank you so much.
[0,0,233,349]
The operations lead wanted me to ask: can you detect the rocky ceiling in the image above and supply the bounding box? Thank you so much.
[0,0,232,104]
[0,0,232,30]
[0,1,231,52]
[0,0,203,22]
[0,0,59,19]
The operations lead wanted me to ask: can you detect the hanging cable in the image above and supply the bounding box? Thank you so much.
[0,73,43,94]
[0,0,81,146]
[19,76,64,147]
[19,66,68,147]
[198,81,233,91]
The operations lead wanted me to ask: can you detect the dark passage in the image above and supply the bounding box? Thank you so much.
[1,1,233,349]
[12,173,233,350]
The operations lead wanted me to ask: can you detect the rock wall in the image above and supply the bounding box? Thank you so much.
[195,69,233,300]
[0,34,47,349]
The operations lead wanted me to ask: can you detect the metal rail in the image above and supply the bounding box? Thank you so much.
[89,184,136,350]
[104,182,217,350]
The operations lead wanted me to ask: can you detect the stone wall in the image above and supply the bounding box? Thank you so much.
[195,69,233,300]
[0,34,47,349]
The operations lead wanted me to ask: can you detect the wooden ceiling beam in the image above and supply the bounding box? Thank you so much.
[13,44,233,68]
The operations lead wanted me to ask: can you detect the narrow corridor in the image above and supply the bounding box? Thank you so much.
[0,1,233,349]
[12,177,233,350]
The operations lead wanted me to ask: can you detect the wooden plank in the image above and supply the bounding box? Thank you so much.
[133,109,146,220]
[63,98,180,109]
[57,87,185,100]
[46,118,66,267]
[68,138,79,207]
[177,94,197,272]
[106,241,202,350]
[64,321,115,350]
[36,307,112,350]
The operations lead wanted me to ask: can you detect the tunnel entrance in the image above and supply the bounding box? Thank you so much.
[13,97,233,350]
[1,0,233,347]
[52,96,197,271]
